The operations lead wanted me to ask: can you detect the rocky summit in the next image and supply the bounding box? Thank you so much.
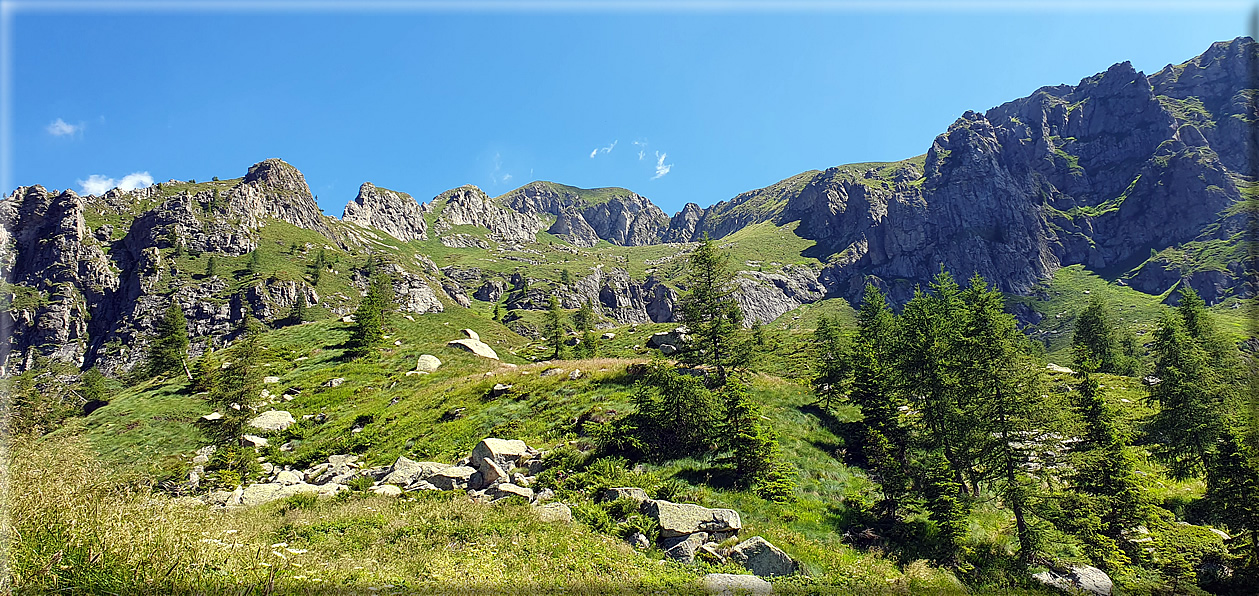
[3,38,1255,379]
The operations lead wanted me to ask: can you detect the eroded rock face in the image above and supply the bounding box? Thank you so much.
[431,185,546,244]
[342,182,429,242]
[498,181,670,246]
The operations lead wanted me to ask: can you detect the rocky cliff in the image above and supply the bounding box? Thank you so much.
[342,182,429,242]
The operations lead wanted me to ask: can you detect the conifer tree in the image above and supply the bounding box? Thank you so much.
[208,314,264,445]
[205,254,218,278]
[958,274,1048,562]
[1206,427,1259,568]
[288,288,309,326]
[542,294,569,360]
[625,361,719,460]
[561,268,573,286]
[811,314,849,410]
[78,367,107,404]
[1146,311,1223,479]
[677,234,746,384]
[347,274,392,359]
[922,450,971,566]
[718,380,776,486]
[1073,295,1123,374]
[191,348,219,394]
[571,300,596,334]
[849,284,910,519]
[149,300,189,377]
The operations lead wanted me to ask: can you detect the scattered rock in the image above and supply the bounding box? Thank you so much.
[1046,363,1074,374]
[490,383,513,397]
[644,499,742,538]
[415,354,442,372]
[471,438,530,470]
[461,328,481,341]
[541,367,565,377]
[274,470,302,486]
[324,377,345,388]
[536,502,573,522]
[478,457,509,487]
[568,369,582,380]
[247,410,295,432]
[604,487,650,504]
[381,456,450,486]
[729,536,796,577]
[660,344,678,356]
[701,573,772,595]
[447,338,500,360]
[241,435,269,448]
[201,412,223,422]
[601,332,616,340]
[428,466,478,491]
[486,482,534,501]
[1033,565,1113,596]
[369,484,403,497]
[665,532,709,564]
[627,531,651,549]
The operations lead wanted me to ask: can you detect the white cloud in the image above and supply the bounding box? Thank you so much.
[632,140,648,160]
[47,118,82,136]
[589,139,618,158]
[651,151,673,180]
[77,171,154,195]
[502,173,512,182]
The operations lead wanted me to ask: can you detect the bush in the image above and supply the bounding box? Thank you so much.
[347,475,375,491]
[616,513,661,544]
[573,501,614,534]
[277,492,319,515]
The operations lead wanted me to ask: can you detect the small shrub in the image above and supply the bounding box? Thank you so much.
[347,475,374,492]
[616,513,661,544]
[602,497,641,520]
[277,492,319,515]
[573,501,614,534]
[654,478,688,502]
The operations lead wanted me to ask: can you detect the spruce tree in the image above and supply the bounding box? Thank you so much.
[718,379,776,488]
[78,367,107,404]
[1206,427,1259,569]
[923,450,971,566]
[811,314,849,410]
[149,300,189,377]
[958,274,1048,562]
[191,348,219,394]
[209,314,264,445]
[625,361,719,460]
[571,300,596,334]
[542,294,569,360]
[206,255,218,278]
[288,288,309,326]
[1073,295,1122,374]
[849,284,910,519]
[677,234,746,384]
[1146,311,1223,479]
[561,268,573,286]
[346,274,392,360]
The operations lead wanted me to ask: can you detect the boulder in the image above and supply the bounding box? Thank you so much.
[568,369,582,380]
[536,502,573,523]
[461,328,481,341]
[1033,565,1113,596]
[448,338,499,359]
[369,484,403,497]
[601,332,616,340]
[701,573,772,595]
[490,383,513,397]
[541,367,565,377]
[487,482,534,501]
[660,344,678,356]
[201,412,223,422]
[604,487,650,504]
[1046,363,1074,374]
[644,499,742,538]
[729,536,796,577]
[471,438,530,470]
[664,532,709,564]
[241,435,269,448]
[248,410,295,432]
[381,456,450,486]
[324,377,345,388]
[477,457,508,487]
[238,482,321,506]
[627,531,651,549]
[429,466,478,490]
[274,470,302,486]
[415,354,442,373]
[263,376,281,384]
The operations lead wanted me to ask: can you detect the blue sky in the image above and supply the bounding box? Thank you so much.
[7,3,1251,216]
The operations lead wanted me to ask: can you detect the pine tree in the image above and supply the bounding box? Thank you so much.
[542,294,569,360]
[288,288,309,326]
[1073,295,1122,374]
[811,314,849,410]
[571,300,596,334]
[958,274,1048,562]
[849,284,910,519]
[898,270,976,495]
[561,268,573,286]
[1146,311,1224,479]
[149,300,189,377]
[719,379,776,487]
[205,255,218,278]
[347,274,392,359]
[677,234,746,384]
[191,348,220,394]
[922,450,971,566]
[1206,427,1259,569]
[208,314,265,445]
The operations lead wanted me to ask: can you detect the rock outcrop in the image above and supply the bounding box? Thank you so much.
[342,182,429,242]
